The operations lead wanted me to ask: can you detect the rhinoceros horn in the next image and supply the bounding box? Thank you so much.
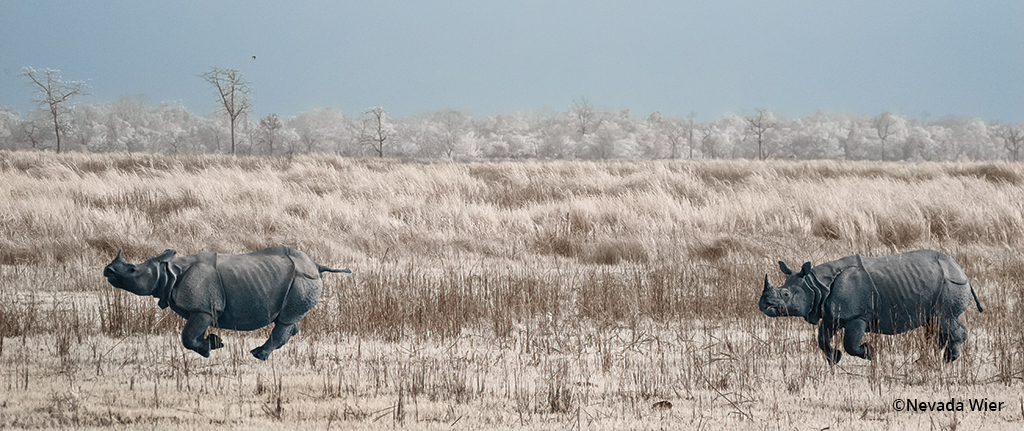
[763,274,772,293]
[114,248,125,263]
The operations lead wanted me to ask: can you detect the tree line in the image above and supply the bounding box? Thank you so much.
[3,67,1023,162]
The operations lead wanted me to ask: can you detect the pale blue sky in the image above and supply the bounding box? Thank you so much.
[1,1,1021,121]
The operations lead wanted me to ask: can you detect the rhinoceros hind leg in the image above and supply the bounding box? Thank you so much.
[939,318,968,363]
[251,322,300,361]
[181,314,219,357]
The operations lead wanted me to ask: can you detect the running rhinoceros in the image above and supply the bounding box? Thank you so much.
[103,246,351,360]
[758,249,982,364]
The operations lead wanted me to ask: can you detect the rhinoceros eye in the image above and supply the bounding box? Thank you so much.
[782,290,791,299]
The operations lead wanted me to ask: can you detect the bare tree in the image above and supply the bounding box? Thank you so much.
[699,123,716,158]
[686,112,697,158]
[570,97,596,137]
[638,111,666,158]
[288,108,344,154]
[0,108,21,149]
[360,107,391,157]
[295,123,322,153]
[665,117,686,159]
[746,108,776,160]
[20,115,45,149]
[258,113,282,156]
[999,123,1024,162]
[872,111,896,160]
[438,109,468,159]
[200,67,251,154]
[21,67,88,153]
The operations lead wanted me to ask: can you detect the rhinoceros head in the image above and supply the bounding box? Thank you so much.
[103,248,177,296]
[759,261,816,318]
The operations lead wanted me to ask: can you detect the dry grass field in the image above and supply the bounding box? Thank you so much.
[1,150,1022,430]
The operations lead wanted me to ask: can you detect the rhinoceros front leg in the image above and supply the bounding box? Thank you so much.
[181,313,224,358]
[817,322,842,365]
[842,319,873,361]
[251,322,299,361]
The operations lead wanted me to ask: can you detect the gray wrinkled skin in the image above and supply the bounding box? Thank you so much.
[103,246,351,360]
[759,250,983,365]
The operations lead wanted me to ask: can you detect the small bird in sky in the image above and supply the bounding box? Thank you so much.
[252,56,256,60]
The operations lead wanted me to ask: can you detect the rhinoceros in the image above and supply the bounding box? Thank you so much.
[103,246,350,360]
[758,249,982,364]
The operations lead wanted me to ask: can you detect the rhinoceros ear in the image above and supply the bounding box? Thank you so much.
[799,262,812,277]
[152,249,177,263]
[779,261,794,275]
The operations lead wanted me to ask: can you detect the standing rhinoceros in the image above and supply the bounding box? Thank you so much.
[103,246,351,360]
[758,249,982,364]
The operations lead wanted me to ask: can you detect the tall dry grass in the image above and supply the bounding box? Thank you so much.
[1,150,1022,429]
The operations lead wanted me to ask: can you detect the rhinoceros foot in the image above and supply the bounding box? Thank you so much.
[251,346,270,361]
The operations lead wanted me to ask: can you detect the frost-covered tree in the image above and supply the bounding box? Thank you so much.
[685,112,697,158]
[0,107,23,150]
[287,107,350,154]
[997,123,1024,162]
[746,108,776,160]
[956,118,995,161]
[570,97,596,138]
[904,125,935,161]
[2,91,1017,162]
[699,122,717,159]
[67,103,108,151]
[154,101,198,154]
[196,115,228,154]
[663,116,688,159]
[258,113,283,156]
[415,109,471,159]
[529,110,571,159]
[200,67,251,154]
[436,109,468,159]
[635,112,666,159]
[113,95,157,152]
[21,67,89,153]
[20,112,50,150]
[871,112,909,160]
[838,117,872,160]
[359,107,392,157]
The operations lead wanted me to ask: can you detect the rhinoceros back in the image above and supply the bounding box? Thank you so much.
[860,250,962,333]
[861,250,946,300]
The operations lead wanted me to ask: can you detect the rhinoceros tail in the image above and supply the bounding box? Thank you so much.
[317,263,352,274]
[937,253,980,312]
[969,283,983,313]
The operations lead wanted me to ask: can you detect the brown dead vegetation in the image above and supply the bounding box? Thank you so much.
[0,150,1022,429]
